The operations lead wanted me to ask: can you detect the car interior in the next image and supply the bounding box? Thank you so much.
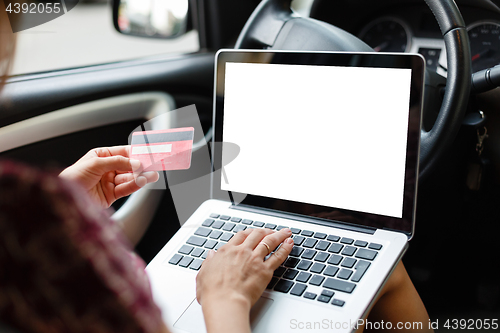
[1,0,499,327]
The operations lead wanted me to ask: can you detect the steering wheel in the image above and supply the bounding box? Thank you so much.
[235,0,471,180]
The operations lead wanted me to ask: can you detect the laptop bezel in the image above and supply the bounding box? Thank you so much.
[210,49,424,238]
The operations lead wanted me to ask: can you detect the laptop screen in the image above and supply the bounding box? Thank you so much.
[212,50,424,236]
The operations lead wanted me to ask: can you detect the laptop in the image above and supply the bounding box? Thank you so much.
[145,49,425,333]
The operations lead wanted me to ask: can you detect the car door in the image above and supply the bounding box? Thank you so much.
[0,0,257,262]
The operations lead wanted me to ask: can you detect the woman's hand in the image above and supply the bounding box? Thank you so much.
[59,146,159,209]
[196,227,294,333]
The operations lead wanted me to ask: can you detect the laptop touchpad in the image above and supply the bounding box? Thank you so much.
[174,296,274,333]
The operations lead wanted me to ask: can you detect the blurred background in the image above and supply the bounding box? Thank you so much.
[11,0,313,75]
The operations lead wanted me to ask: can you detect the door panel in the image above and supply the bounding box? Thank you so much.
[0,52,216,262]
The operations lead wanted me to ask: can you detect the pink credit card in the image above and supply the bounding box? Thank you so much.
[130,127,194,171]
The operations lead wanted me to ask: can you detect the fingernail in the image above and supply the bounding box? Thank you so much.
[130,159,141,171]
[285,238,294,244]
[135,176,147,188]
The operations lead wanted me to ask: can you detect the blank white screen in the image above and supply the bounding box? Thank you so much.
[221,62,412,218]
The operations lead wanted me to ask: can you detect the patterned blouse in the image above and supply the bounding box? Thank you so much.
[0,160,164,333]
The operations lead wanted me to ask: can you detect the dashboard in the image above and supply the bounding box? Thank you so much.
[310,0,500,75]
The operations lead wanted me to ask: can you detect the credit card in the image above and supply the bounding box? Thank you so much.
[130,127,194,171]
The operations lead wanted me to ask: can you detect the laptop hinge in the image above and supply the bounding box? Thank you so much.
[231,204,376,235]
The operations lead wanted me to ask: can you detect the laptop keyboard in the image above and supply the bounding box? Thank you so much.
[167,213,382,308]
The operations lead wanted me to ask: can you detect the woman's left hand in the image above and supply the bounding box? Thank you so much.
[196,228,294,333]
[59,146,159,208]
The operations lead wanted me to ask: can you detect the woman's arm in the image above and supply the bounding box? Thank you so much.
[196,228,294,333]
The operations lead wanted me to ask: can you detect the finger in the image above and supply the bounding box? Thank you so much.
[254,228,292,258]
[227,228,253,246]
[115,171,159,185]
[93,146,131,158]
[113,173,159,199]
[87,155,135,175]
[241,228,274,249]
[265,237,294,269]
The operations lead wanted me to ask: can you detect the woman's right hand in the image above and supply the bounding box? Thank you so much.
[196,228,294,333]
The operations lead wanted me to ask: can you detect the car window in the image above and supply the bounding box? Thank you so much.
[10,0,199,75]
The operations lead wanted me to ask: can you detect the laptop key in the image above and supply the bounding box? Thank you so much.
[274,266,287,277]
[342,246,357,256]
[178,245,194,255]
[264,223,277,230]
[220,232,234,242]
[233,224,247,233]
[194,227,211,237]
[354,240,368,247]
[189,259,203,270]
[328,243,343,254]
[222,222,236,231]
[341,257,357,268]
[212,220,225,229]
[340,237,354,245]
[315,240,330,251]
[242,219,253,225]
[290,283,307,296]
[187,236,206,247]
[310,263,326,274]
[297,260,313,270]
[355,249,378,261]
[204,240,218,249]
[178,256,194,268]
[267,277,279,289]
[219,215,231,220]
[290,246,304,257]
[309,275,325,286]
[191,247,205,257]
[314,232,327,239]
[368,243,383,250]
[351,260,371,282]
[202,218,215,227]
[230,217,242,223]
[209,213,220,218]
[209,230,223,239]
[331,299,345,307]
[253,221,265,227]
[168,254,183,265]
[303,292,317,300]
[301,249,317,260]
[327,254,343,265]
[303,238,318,248]
[276,225,288,231]
[323,278,356,293]
[324,265,339,277]
[283,269,299,280]
[327,235,340,242]
[337,268,353,280]
[317,295,331,303]
[214,242,226,251]
[274,279,294,293]
[291,228,302,234]
[284,257,301,268]
[314,252,329,262]
[296,272,312,283]
[292,235,305,246]
[301,230,314,237]
[321,290,334,297]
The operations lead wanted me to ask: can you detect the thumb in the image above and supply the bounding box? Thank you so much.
[88,155,138,174]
